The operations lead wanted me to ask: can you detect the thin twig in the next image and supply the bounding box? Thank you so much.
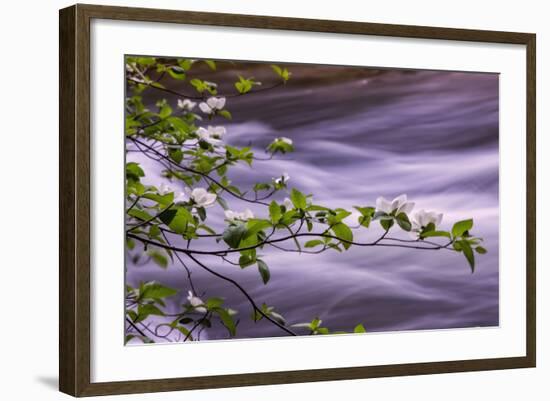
[184,253,297,336]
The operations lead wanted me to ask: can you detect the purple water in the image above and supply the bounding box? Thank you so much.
[127,65,499,341]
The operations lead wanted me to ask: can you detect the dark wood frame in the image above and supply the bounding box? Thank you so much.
[59,3,536,397]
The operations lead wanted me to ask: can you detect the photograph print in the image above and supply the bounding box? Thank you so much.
[124,56,498,344]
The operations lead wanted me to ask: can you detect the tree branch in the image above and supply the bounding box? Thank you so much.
[184,252,297,336]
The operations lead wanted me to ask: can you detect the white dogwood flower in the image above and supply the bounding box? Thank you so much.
[203,81,218,88]
[187,291,206,313]
[274,172,290,185]
[279,137,293,145]
[224,208,255,221]
[375,194,415,215]
[158,182,173,196]
[198,96,226,114]
[196,126,226,145]
[158,183,186,203]
[177,98,196,111]
[412,210,443,230]
[187,187,217,208]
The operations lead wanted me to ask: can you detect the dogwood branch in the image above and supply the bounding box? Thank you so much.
[127,231,455,257]
[129,137,272,206]
[127,77,284,100]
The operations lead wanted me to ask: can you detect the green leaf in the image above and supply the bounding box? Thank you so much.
[421,230,451,239]
[475,246,487,254]
[332,223,353,250]
[310,318,321,330]
[167,66,186,80]
[395,213,412,231]
[246,219,272,238]
[239,254,256,268]
[253,182,271,191]
[158,104,172,119]
[127,208,153,222]
[196,207,206,221]
[177,59,194,70]
[136,57,156,66]
[304,239,324,248]
[197,224,216,235]
[223,224,248,249]
[218,110,232,120]
[459,239,475,273]
[204,60,217,70]
[169,149,183,164]
[149,251,168,268]
[358,215,372,228]
[214,308,236,336]
[452,219,473,238]
[235,76,253,94]
[166,116,191,134]
[136,304,164,322]
[178,317,193,325]
[206,297,224,309]
[380,218,394,231]
[290,188,307,209]
[271,65,291,82]
[159,207,193,234]
[271,64,283,77]
[354,206,375,216]
[142,192,174,207]
[307,205,330,212]
[354,206,375,228]
[257,259,270,284]
[373,211,388,220]
[326,243,343,252]
[269,201,282,224]
[217,196,229,210]
[354,324,367,333]
[149,225,161,238]
[190,78,208,93]
[126,162,145,181]
[327,210,352,225]
[141,282,178,299]
[126,180,145,196]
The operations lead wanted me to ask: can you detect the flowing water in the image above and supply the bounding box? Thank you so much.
[127,65,499,341]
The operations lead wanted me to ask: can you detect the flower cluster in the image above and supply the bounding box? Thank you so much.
[196,125,226,146]
[375,194,444,237]
[273,172,290,187]
[225,208,255,222]
[177,98,196,111]
[156,184,217,208]
[267,137,294,154]
[199,96,226,114]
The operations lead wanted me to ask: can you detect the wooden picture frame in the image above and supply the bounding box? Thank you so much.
[59,3,536,397]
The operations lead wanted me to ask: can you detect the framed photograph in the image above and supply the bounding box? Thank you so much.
[59,4,536,397]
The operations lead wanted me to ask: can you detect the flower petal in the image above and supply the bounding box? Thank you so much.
[376,197,392,213]
[203,193,217,207]
[391,194,407,211]
[199,102,212,114]
[398,201,415,215]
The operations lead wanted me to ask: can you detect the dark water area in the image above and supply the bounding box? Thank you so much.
[127,64,499,341]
